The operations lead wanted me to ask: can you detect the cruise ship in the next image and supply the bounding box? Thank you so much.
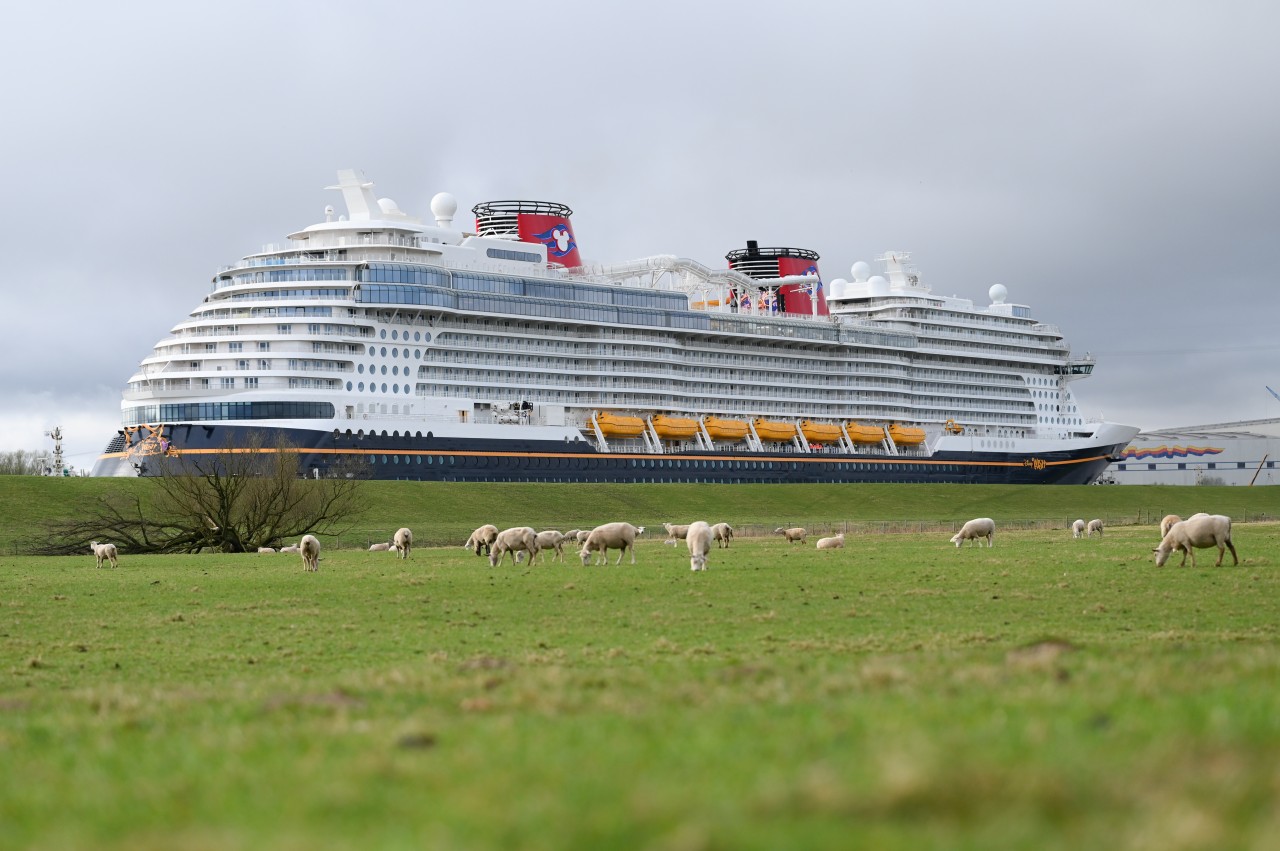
[92,170,1139,483]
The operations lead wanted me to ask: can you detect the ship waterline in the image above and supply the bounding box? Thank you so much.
[92,169,1138,483]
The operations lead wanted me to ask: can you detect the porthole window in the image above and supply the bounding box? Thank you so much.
[391,330,398,341]
[415,350,421,359]
[381,383,388,393]
[381,366,387,375]
[358,364,364,374]
[346,381,352,391]
[392,348,399,357]
[414,332,421,342]
[358,382,365,391]
[380,347,387,357]
[380,330,387,339]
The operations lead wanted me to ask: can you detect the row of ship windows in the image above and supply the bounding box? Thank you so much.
[1115,462,1271,471]
[124,401,337,425]
[358,454,975,475]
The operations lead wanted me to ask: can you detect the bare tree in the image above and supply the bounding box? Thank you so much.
[29,434,367,554]
[0,450,46,476]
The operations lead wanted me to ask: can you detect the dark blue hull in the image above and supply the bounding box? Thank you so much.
[92,423,1125,485]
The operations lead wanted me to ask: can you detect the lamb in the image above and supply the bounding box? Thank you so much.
[489,526,538,567]
[775,527,807,544]
[816,533,845,550]
[1071,519,1085,539]
[574,529,591,543]
[1153,514,1238,567]
[464,524,499,556]
[686,521,712,571]
[579,522,639,566]
[257,546,277,554]
[663,523,691,542]
[299,534,321,572]
[534,530,568,564]
[710,522,734,548]
[950,518,995,548]
[1087,519,1104,537]
[368,542,392,552]
[1159,515,1182,538]
[89,541,118,569]
[279,544,300,553]
[392,527,413,560]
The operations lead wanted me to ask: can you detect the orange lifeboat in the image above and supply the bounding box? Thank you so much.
[703,416,749,441]
[888,424,926,445]
[846,423,886,444]
[800,420,843,444]
[651,415,700,440]
[595,411,646,437]
[753,418,797,442]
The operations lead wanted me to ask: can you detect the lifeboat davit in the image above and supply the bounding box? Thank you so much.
[800,420,843,444]
[846,423,886,444]
[652,415,700,440]
[888,424,926,445]
[753,418,797,442]
[595,411,646,437]
[703,416,749,441]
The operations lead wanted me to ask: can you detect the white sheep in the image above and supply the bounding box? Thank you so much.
[816,533,845,550]
[89,541,118,569]
[464,524,499,556]
[1087,519,1104,537]
[1153,514,1238,567]
[574,529,591,544]
[257,546,276,554]
[279,544,300,553]
[393,527,413,560]
[1071,519,1085,539]
[710,522,734,548]
[1159,514,1182,538]
[299,534,321,572]
[580,522,639,566]
[534,530,567,564]
[950,518,995,548]
[368,542,392,552]
[489,527,538,567]
[776,527,807,544]
[686,521,712,571]
[663,523,691,542]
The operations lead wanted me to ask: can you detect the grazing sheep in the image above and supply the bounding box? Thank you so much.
[489,527,538,567]
[1154,514,1237,567]
[574,529,591,544]
[369,542,392,552]
[686,521,712,571]
[279,544,299,553]
[950,518,995,548]
[1159,514,1182,538]
[710,522,734,549]
[299,534,321,572]
[816,533,845,550]
[257,546,277,554]
[393,527,413,560]
[663,523,691,542]
[1087,519,1104,537]
[580,522,639,566]
[464,524,499,557]
[534,530,568,564]
[775,527,807,544]
[89,541,118,569]
[1071,519,1086,539]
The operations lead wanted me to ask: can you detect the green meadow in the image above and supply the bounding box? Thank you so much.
[2,479,1278,850]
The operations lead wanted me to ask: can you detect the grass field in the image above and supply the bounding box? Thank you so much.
[3,503,1278,850]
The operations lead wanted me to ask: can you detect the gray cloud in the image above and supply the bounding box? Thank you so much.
[3,1,1278,468]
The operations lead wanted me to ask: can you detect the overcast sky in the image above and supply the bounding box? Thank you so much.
[3,1,1278,470]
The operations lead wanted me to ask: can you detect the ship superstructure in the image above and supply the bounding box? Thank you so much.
[93,170,1137,483]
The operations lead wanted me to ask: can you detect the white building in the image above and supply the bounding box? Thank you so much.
[1108,418,1280,485]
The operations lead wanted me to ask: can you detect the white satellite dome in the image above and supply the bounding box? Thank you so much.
[430,191,458,226]
[989,283,1008,304]
[850,261,871,282]
[867,275,889,296]
[377,197,402,214]
[827,278,848,299]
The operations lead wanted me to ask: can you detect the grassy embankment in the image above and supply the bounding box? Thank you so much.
[1,479,1278,849]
